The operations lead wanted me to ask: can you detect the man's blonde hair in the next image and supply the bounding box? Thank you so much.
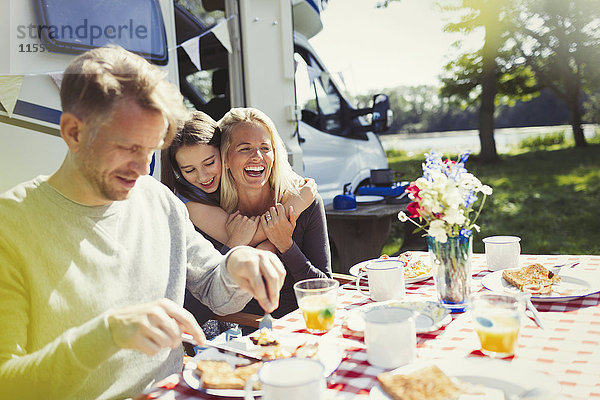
[218,107,298,213]
[60,45,189,146]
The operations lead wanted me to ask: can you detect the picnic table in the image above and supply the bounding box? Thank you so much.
[135,252,600,400]
[325,202,426,273]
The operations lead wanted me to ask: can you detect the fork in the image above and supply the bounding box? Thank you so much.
[550,262,580,275]
[259,312,273,330]
[552,262,579,268]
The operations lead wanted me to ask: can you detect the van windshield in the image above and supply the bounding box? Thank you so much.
[34,0,168,64]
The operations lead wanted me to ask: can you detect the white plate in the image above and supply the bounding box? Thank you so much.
[370,358,561,400]
[183,333,342,397]
[356,195,385,204]
[346,300,451,333]
[481,268,600,302]
[349,259,433,284]
[183,348,261,397]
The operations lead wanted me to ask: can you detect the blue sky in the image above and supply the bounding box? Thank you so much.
[310,0,483,95]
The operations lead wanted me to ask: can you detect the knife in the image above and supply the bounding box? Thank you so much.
[522,294,544,329]
[181,333,263,361]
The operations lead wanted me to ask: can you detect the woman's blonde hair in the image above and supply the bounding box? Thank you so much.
[60,45,189,146]
[218,107,297,213]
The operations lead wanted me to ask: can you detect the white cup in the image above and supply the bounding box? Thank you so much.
[482,236,521,271]
[362,306,417,369]
[244,358,325,400]
[356,259,405,302]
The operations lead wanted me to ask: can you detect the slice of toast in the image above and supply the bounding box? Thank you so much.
[234,362,262,390]
[195,360,245,389]
[502,264,561,295]
[377,365,461,400]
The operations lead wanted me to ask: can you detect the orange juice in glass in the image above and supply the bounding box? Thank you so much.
[294,278,339,333]
[470,292,523,357]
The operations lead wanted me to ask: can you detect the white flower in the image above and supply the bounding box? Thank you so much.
[443,186,462,208]
[481,185,493,196]
[428,220,448,243]
[443,207,466,225]
[398,152,492,240]
[398,211,408,222]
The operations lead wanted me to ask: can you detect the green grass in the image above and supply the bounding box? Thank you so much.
[382,136,600,256]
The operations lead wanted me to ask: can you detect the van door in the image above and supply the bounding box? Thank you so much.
[293,47,387,204]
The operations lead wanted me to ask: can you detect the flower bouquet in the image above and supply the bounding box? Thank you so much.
[398,151,492,311]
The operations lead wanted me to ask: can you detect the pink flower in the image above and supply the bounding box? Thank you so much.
[406,201,421,218]
[406,182,421,200]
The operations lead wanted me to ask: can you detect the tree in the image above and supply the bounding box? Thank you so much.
[510,0,600,147]
[439,0,532,163]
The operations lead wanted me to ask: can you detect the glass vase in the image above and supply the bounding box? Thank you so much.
[427,234,473,312]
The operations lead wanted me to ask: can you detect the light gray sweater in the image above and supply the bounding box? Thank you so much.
[0,175,252,399]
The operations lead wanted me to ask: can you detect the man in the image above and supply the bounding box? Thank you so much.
[0,46,285,399]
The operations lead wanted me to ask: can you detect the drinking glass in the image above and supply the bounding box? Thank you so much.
[293,278,339,333]
[469,292,524,358]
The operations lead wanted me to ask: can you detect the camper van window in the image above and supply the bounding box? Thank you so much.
[34,0,168,64]
[294,52,319,126]
[294,50,342,135]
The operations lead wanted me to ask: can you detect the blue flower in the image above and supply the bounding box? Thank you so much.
[459,151,471,164]
[465,192,478,206]
[459,228,473,238]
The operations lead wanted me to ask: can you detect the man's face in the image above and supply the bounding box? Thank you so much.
[76,100,166,205]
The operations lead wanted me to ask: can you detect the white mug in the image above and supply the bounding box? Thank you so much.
[482,236,521,271]
[363,306,417,369]
[356,259,405,302]
[244,358,325,400]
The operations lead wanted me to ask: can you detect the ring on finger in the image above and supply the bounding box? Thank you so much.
[265,212,272,222]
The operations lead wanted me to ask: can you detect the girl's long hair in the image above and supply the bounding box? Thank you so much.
[161,111,221,206]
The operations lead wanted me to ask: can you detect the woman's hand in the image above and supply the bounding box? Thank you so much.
[260,203,298,253]
[225,211,260,247]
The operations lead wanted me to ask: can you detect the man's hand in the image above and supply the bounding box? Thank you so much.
[226,247,286,313]
[107,298,205,356]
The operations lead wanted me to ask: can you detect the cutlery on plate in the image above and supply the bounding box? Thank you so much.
[505,385,548,400]
[550,262,580,275]
[181,333,262,361]
[521,293,544,329]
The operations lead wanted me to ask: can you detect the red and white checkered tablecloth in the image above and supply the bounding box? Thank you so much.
[135,253,600,400]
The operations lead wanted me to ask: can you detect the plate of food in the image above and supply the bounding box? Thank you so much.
[370,358,560,400]
[182,329,342,397]
[349,253,433,284]
[345,300,451,333]
[481,263,600,302]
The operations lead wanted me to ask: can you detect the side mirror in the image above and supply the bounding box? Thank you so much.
[371,94,392,133]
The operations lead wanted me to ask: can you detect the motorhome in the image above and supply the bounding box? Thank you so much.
[0,0,391,204]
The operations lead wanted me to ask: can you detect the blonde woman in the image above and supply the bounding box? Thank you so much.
[219,107,332,318]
